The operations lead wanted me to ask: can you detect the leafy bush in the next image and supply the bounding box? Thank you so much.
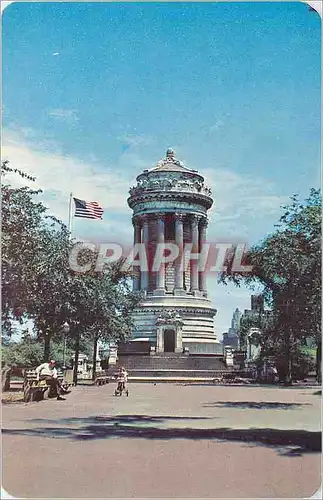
[2,339,43,367]
[1,338,74,368]
[292,348,316,380]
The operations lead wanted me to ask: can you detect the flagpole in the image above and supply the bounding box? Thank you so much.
[68,192,73,239]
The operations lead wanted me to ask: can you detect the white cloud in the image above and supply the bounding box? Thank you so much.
[2,126,133,243]
[46,108,79,123]
[203,168,289,241]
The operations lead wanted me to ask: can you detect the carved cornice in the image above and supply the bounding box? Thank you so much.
[128,192,213,211]
[133,307,217,316]
[155,310,184,326]
[128,174,212,200]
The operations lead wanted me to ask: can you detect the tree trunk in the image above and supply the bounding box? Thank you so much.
[2,366,11,392]
[43,334,51,362]
[286,355,292,384]
[279,329,292,385]
[73,331,80,386]
[316,339,321,384]
[285,334,293,384]
[283,301,292,385]
[92,333,98,381]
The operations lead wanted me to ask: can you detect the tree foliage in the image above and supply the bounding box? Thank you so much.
[1,161,142,375]
[223,189,321,382]
[1,337,75,369]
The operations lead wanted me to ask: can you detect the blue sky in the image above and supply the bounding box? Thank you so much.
[2,1,321,337]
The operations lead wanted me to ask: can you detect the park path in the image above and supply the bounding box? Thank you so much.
[2,383,321,498]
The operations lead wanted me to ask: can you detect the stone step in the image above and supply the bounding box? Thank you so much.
[124,369,228,378]
[128,377,217,383]
[117,355,227,371]
[129,368,223,372]
[149,353,187,358]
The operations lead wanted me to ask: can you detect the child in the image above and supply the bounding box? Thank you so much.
[116,366,128,393]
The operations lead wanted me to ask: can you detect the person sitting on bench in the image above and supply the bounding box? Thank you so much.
[35,360,67,400]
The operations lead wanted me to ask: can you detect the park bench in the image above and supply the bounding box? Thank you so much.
[23,369,71,402]
[94,371,110,386]
[222,373,237,381]
[213,373,237,384]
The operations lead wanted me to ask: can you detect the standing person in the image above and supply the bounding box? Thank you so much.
[35,360,66,400]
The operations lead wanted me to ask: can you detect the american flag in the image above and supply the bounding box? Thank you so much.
[73,198,104,220]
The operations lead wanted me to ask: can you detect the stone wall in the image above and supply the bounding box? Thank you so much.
[131,302,219,347]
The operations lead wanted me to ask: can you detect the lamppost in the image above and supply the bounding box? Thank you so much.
[62,322,70,373]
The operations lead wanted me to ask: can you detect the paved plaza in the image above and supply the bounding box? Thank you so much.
[2,383,321,498]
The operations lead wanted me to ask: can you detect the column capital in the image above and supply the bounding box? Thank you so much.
[190,214,202,226]
[139,214,150,224]
[199,217,208,228]
[132,216,141,228]
[155,212,165,222]
[174,212,185,222]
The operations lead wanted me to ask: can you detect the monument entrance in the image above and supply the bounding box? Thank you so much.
[163,329,176,352]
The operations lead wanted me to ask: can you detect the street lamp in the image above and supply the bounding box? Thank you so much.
[62,322,70,372]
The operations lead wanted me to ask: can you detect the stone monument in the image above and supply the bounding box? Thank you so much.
[127,149,222,355]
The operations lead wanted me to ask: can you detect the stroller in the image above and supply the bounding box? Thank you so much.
[114,381,129,397]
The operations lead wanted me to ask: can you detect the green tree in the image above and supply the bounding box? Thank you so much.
[66,256,142,384]
[2,337,44,368]
[2,161,71,339]
[222,189,321,383]
[2,161,142,379]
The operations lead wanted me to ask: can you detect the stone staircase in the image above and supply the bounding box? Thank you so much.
[111,354,230,382]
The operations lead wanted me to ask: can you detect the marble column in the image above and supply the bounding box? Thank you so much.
[155,213,165,291]
[175,324,183,353]
[174,213,184,292]
[199,218,208,294]
[190,215,200,292]
[132,217,141,291]
[156,324,165,353]
[141,215,149,291]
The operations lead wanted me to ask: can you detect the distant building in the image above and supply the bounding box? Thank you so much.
[222,307,242,350]
[231,307,242,331]
[241,295,272,328]
[222,332,239,349]
[251,294,264,312]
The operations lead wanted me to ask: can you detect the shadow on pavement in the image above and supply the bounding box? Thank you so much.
[202,401,311,410]
[2,414,321,456]
[28,414,212,425]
